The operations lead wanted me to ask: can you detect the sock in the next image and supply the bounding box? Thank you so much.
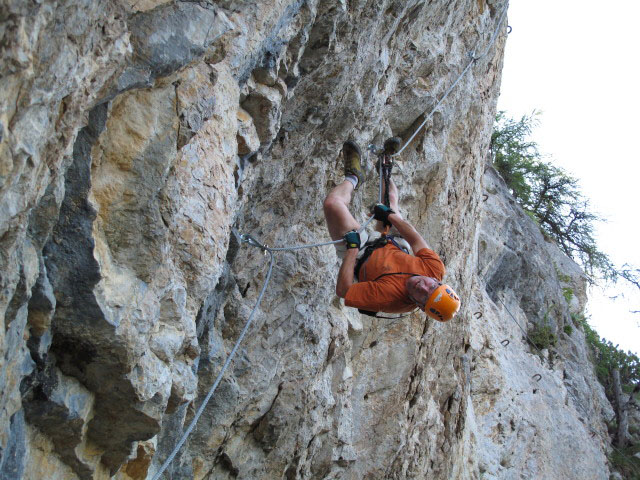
[345,174,358,189]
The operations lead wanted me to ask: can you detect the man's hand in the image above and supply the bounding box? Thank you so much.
[343,230,361,249]
[371,203,395,226]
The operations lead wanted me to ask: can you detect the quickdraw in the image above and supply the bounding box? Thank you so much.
[381,152,394,209]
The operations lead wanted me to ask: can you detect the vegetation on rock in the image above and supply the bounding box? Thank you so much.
[609,444,640,480]
[492,112,640,474]
[573,314,640,398]
[574,312,640,475]
[490,110,640,390]
[490,111,640,288]
[527,321,557,352]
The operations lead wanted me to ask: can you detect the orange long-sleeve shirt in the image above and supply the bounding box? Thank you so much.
[344,244,445,313]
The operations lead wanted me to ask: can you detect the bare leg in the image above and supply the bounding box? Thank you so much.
[323,180,360,241]
[386,178,400,212]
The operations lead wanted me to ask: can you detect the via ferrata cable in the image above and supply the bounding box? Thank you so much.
[392,2,510,157]
[151,4,510,477]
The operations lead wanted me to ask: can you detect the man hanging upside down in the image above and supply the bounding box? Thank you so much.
[322,139,461,321]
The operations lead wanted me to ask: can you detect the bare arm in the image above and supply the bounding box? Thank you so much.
[387,213,429,253]
[336,249,358,298]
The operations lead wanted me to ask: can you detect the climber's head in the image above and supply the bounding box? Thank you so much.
[406,276,460,322]
[406,276,440,309]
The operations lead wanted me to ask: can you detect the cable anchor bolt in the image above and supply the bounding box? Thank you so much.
[233,230,267,252]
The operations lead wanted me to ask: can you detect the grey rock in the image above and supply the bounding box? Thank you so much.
[176,65,219,149]
[0,411,26,480]
[241,83,283,144]
[42,101,169,472]
[128,2,233,79]
[113,64,155,95]
[104,3,234,101]
[26,257,56,363]
[22,364,95,479]
[471,166,610,479]
[0,1,620,479]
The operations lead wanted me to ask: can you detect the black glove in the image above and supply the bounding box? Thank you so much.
[343,230,361,249]
[371,203,395,226]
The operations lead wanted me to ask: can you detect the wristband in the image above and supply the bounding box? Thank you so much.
[343,230,360,249]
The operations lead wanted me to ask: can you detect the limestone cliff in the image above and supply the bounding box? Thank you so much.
[0,1,613,479]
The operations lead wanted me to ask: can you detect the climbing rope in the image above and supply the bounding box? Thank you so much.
[151,244,274,480]
[152,221,376,479]
[392,2,510,157]
[152,5,510,477]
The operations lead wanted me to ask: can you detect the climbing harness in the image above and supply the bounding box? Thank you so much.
[354,236,415,318]
[354,234,410,280]
[152,4,510,477]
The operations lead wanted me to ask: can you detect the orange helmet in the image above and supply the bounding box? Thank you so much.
[425,284,461,322]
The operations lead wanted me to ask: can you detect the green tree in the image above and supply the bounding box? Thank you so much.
[576,314,640,393]
[490,111,540,202]
[490,111,639,286]
[493,111,640,471]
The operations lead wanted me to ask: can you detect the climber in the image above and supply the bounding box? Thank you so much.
[322,139,461,321]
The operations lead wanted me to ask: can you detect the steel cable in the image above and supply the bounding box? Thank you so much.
[151,249,275,480]
[393,2,510,157]
[487,286,640,474]
[152,4,510,476]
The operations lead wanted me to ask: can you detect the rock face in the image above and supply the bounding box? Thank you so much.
[0,1,612,479]
[470,167,613,479]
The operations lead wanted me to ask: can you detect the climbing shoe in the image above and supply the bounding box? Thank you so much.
[383,136,402,155]
[342,140,365,190]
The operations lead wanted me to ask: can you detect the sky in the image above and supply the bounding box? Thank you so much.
[496,0,640,354]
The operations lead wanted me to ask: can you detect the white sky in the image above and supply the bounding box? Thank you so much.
[496,0,640,354]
